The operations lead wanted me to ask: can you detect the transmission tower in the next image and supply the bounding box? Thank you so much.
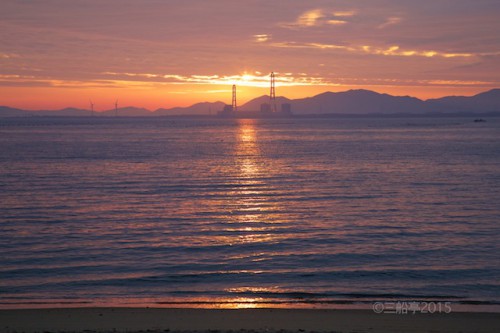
[115,100,118,117]
[89,99,94,117]
[270,72,276,112]
[232,84,237,112]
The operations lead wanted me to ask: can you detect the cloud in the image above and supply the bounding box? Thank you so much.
[327,20,347,26]
[0,52,19,59]
[253,34,271,43]
[363,45,473,58]
[332,11,356,17]
[268,40,475,59]
[297,9,323,27]
[0,76,125,89]
[167,89,232,95]
[328,77,496,87]
[378,17,402,29]
[0,74,31,79]
[282,8,354,28]
[426,80,494,86]
[1,0,499,104]
[100,71,330,88]
[270,41,351,51]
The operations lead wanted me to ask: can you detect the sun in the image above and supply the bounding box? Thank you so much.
[240,74,255,84]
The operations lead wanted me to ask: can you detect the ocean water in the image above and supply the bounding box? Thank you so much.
[0,116,499,310]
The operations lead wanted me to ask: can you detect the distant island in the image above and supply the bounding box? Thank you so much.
[1,88,499,117]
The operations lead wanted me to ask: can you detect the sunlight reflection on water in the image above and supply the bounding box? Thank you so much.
[0,117,499,310]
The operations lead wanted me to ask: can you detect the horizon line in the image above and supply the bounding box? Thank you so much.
[2,87,499,113]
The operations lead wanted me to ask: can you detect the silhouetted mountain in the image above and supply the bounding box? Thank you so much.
[239,95,292,111]
[240,90,426,114]
[1,89,498,117]
[0,106,76,117]
[298,90,426,114]
[155,101,225,116]
[239,89,500,114]
[0,106,29,117]
[100,107,152,116]
[17,107,90,117]
[426,89,500,113]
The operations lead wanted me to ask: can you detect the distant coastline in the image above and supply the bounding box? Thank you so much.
[1,88,499,118]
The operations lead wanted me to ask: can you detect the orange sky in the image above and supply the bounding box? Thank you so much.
[1,0,499,111]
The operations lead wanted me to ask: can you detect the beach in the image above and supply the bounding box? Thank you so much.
[1,308,499,333]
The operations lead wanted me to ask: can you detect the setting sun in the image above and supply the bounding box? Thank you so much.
[1,1,498,111]
[1,1,500,332]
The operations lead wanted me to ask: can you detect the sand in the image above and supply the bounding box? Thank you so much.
[1,308,499,333]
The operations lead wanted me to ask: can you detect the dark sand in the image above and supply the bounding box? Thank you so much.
[1,308,499,333]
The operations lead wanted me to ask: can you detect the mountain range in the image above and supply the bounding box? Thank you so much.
[1,89,499,117]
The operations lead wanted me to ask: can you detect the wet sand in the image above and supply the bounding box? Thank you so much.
[1,308,499,333]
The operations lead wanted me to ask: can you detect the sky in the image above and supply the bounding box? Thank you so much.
[1,0,499,110]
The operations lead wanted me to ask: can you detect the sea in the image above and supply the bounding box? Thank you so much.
[0,116,499,311]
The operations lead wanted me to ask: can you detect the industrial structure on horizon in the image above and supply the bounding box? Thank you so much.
[219,72,292,117]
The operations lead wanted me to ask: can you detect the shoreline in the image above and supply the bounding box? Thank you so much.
[1,308,499,333]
